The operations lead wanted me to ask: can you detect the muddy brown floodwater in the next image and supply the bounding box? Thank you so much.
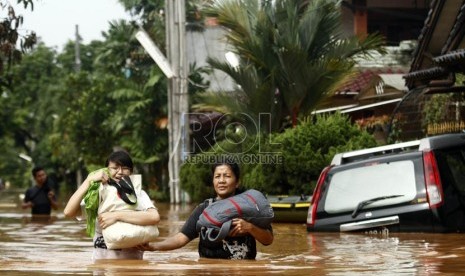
[1,188,465,275]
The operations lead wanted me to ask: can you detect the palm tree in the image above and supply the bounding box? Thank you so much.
[197,0,386,130]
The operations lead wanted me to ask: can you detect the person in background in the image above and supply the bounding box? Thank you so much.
[138,161,274,260]
[64,150,160,260]
[22,166,59,215]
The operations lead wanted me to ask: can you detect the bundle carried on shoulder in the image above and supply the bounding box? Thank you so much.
[196,189,274,242]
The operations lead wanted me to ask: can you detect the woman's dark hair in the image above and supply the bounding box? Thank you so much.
[105,150,134,172]
[211,161,241,180]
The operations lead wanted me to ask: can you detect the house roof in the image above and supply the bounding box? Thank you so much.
[390,0,465,140]
[340,98,402,113]
[433,48,465,71]
[311,104,358,115]
[335,68,408,94]
[405,0,465,89]
[312,99,402,115]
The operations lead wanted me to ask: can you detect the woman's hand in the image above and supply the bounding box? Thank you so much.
[229,218,274,245]
[98,212,119,229]
[136,233,190,252]
[86,169,109,184]
[229,218,253,236]
[136,243,156,251]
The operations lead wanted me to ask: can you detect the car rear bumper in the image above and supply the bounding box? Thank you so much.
[307,203,439,232]
[340,215,399,231]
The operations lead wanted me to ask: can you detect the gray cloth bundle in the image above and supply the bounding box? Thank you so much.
[196,189,274,242]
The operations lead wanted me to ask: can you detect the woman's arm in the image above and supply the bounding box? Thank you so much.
[137,232,191,251]
[63,179,89,217]
[230,218,274,245]
[137,203,203,252]
[97,188,161,228]
[63,170,107,217]
[98,208,160,229]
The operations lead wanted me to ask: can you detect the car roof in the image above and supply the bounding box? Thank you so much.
[331,133,465,165]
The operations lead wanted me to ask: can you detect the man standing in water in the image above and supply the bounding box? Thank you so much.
[22,167,59,215]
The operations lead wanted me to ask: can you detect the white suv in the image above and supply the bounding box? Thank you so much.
[307,133,465,233]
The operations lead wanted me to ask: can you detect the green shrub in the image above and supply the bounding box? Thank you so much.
[267,113,377,194]
[180,159,212,202]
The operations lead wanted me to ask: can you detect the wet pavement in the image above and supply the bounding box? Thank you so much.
[1,189,465,275]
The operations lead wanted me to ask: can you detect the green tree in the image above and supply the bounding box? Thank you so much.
[0,0,37,82]
[245,113,377,195]
[0,0,40,186]
[49,21,169,191]
[197,0,385,131]
[0,0,211,200]
[51,72,118,168]
[423,74,465,127]
[0,44,63,187]
[52,16,207,199]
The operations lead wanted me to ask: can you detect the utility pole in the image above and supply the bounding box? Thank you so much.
[75,24,82,189]
[75,25,81,72]
[165,0,189,204]
[136,3,189,204]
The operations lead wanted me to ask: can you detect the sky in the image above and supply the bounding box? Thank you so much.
[14,0,132,50]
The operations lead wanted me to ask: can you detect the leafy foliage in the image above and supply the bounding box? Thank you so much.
[261,113,377,194]
[53,72,118,168]
[179,161,212,202]
[197,0,386,131]
[0,0,37,84]
[0,44,61,187]
[0,0,379,205]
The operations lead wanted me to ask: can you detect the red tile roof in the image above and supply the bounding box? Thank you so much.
[336,68,408,94]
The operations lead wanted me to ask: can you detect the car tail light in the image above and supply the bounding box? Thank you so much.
[423,150,444,208]
[307,165,332,227]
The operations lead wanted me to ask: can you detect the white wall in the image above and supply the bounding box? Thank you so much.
[186,26,236,92]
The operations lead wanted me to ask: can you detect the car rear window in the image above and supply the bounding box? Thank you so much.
[324,160,418,214]
[436,146,465,196]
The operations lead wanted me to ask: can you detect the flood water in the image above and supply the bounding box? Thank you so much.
[2,189,465,275]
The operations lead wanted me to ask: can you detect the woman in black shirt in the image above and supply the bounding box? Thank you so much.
[139,161,273,259]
